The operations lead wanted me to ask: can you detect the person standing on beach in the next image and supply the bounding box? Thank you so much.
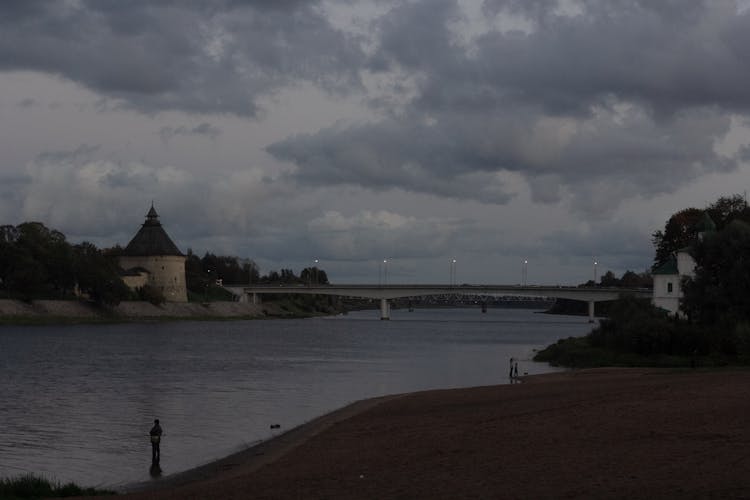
[150,419,163,463]
[509,357,514,379]
[514,360,519,378]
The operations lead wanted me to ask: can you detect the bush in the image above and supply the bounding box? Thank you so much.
[535,295,750,368]
[534,337,618,368]
[137,284,166,306]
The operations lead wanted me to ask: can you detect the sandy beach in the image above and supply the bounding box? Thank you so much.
[98,368,750,499]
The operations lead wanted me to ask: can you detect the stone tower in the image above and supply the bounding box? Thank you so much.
[119,205,188,302]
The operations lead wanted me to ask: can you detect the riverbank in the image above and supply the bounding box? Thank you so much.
[98,367,750,499]
[0,299,318,324]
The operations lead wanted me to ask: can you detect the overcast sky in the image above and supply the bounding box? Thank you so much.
[2,0,750,285]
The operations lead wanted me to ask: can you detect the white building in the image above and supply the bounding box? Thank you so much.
[651,212,715,316]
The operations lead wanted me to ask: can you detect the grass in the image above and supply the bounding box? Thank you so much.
[0,473,116,499]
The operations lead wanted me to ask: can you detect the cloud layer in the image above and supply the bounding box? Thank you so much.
[2,0,750,282]
[269,0,749,213]
[0,0,362,116]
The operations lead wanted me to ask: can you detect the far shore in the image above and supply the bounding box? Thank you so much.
[0,299,565,325]
[89,367,750,499]
[0,298,327,325]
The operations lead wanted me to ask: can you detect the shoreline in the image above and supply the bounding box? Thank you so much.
[121,394,402,495]
[104,367,750,499]
[0,299,327,325]
[0,299,566,326]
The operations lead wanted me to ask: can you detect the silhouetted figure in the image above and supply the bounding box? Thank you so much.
[509,357,514,379]
[514,361,519,378]
[150,419,163,464]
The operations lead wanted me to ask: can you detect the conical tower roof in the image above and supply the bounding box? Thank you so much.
[122,205,184,257]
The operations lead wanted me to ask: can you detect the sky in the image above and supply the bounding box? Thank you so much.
[2,0,750,285]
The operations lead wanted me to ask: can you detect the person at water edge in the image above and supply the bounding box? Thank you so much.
[509,357,514,379]
[514,361,519,378]
[150,419,163,463]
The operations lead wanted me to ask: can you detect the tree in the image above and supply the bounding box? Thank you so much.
[241,259,260,284]
[599,270,618,287]
[200,253,256,284]
[651,207,703,269]
[621,270,652,288]
[73,242,130,307]
[705,194,750,230]
[185,249,207,294]
[681,220,750,327]
[0,222,76,299]
[279,268,297,283]
[300,267,329,285]
[652,194,750,270]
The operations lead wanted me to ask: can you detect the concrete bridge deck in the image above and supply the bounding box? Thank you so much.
[224,284,652,321]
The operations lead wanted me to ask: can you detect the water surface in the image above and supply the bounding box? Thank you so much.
[0,308,591,488]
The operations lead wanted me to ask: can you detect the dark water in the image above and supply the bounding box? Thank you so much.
[0,308,591,489]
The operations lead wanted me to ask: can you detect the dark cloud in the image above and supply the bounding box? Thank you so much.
[34,144,101,164]
[540,223,653,269]
[268,119,517,204]
[5,0,741,215]
[159,122,222,142]
[268,0,750,213]
[372,0,750,119]
[17,98,36,108]
[0,1,363,116]
[270,105,734,211]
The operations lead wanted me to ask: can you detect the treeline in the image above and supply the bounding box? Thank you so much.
[0,221,329,306]
[184,250,329,301]
[581,269,652,289]
[537,194,750,367]
[0,222,130,305]
[548,269,652,316]
[652,194,750,269]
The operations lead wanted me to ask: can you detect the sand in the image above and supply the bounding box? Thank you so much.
[95,368,750,499]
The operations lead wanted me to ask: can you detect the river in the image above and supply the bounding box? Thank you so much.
[0,307,592,489]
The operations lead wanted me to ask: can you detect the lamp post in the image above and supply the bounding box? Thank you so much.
[522,259,528,286]
[593,259,598,285]
[383,259,388,286]
[313,259,319,285]
[450,259,457,286]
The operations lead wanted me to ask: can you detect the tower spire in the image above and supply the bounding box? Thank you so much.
[145,203,160,225]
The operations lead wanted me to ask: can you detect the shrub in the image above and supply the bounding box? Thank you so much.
[137,284,166,306]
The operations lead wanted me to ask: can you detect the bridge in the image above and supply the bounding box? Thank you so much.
[224,284,652,322]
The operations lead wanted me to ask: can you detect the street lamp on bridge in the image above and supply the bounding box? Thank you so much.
[450,259,457,286]
[522,259,528,286]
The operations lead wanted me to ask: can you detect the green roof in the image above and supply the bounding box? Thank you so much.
[652,257,679,275]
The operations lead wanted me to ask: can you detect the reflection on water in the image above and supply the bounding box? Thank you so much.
[0,308,591,488]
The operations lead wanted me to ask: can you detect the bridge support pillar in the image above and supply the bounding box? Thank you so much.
[251,293,261,305]
[588,301,595,323]
[380,298,390,320]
